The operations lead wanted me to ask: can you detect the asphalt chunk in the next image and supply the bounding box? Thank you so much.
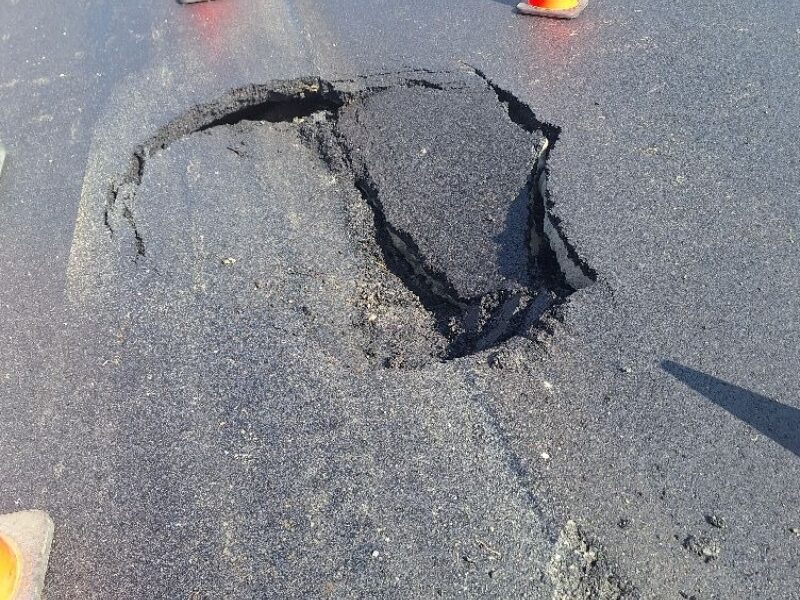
[336,85,537,300]
[682,535,721,563]
[324,75,589,359]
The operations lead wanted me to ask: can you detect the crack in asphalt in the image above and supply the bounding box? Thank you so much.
[472,66,597,290]
[104,70,596,360]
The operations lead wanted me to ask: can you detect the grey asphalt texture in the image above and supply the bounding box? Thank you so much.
[1,1,799,599]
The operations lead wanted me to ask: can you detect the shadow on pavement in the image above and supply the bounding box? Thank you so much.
[662,360,800,459]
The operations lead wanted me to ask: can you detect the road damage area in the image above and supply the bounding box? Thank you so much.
[103,70,595,367]
[47,68,640,598]
[5,0,799,597]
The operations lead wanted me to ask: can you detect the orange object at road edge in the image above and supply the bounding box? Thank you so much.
[0,534,21,600]
[516,0,588,19]
[528,0,580,9]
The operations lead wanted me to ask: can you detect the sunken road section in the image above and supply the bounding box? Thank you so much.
[104,69,595,362]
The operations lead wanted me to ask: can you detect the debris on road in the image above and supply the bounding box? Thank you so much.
[683,534,721,563]
[0,142,5,178]
[488,349,526,370]
[705,514,727,529]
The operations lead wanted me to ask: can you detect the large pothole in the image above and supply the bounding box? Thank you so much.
[104,69,595,366]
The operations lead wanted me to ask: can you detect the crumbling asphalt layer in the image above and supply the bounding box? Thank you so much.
[330,80,569,359]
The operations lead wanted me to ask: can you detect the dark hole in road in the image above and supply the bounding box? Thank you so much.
[104,71,595,364]
[197,93,346,131]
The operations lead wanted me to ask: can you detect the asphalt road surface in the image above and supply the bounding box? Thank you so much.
[1,1,798,598]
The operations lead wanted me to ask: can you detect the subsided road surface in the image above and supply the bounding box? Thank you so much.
[1,1,798,598]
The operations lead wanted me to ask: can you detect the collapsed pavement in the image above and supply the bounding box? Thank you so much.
[103,70,595,368]
[4,0,798,597]
[58,69,634,598]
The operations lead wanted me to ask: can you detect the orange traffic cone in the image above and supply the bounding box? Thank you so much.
[0,534,21,600]
[516,0,588,19]
[0,512,53,600]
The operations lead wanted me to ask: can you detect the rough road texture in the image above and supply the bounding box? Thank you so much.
[11,72,628,598]
[2,1,799,599]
